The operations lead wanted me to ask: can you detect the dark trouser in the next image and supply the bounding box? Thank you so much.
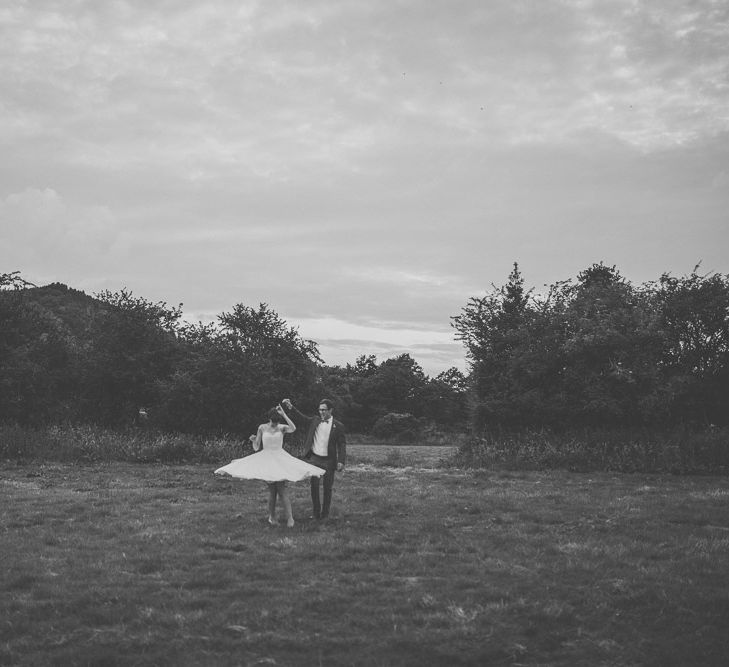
[308,454,335,518]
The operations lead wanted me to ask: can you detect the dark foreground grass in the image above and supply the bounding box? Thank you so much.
[2,449,729,666]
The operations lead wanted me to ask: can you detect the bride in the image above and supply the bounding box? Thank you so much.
[215,403,325,527]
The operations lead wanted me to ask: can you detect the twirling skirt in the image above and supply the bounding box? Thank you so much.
[214,449,325,483]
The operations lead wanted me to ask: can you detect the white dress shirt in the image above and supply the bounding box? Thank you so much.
[312,418,332,456]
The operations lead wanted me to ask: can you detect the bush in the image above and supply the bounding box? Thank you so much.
[454,264,729,431]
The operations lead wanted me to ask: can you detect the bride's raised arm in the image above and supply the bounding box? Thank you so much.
[276,404,296,434]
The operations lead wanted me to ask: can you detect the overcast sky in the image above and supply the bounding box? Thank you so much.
[2,0,728,375]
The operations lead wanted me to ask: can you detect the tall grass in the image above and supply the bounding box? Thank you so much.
[0,423,244,464]
[0,424,464,467]
[3,422,727,474]
[452,426,729,474]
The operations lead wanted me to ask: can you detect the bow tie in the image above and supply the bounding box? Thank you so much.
[320,418,330,424]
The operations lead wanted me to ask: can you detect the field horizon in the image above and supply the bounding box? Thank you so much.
[2,445,729,665]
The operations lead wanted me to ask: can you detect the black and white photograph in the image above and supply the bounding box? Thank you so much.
[1,1,728,664]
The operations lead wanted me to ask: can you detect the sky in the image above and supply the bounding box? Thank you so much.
[1,0,728,376]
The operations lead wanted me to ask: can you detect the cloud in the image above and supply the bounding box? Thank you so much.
[1,0,728,376]
[293,314,467,374]
[315,337,466,376]
[0,188,118,283]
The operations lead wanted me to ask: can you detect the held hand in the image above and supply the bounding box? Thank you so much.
[248,435,256,444]
[282,398,292,410]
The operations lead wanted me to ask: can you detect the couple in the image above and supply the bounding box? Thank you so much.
[214,398,346,527]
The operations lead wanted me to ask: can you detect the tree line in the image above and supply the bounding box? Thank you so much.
[0,271,467,438]
[453,262,729,430]
[2,262,727,442]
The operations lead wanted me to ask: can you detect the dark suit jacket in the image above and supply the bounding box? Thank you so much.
[289,405,346,467]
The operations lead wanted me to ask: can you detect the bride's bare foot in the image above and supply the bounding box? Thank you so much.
[286,518,295,528]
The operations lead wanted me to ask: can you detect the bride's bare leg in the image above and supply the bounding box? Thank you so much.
[278,482,294,527]
[267,483,278,524]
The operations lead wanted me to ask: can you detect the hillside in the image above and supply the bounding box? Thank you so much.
[1,282,106,340]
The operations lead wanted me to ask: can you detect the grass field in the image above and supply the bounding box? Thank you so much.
[2,444,729,666]
[348,443,457,468]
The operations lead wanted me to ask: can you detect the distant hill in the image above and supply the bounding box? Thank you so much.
[0,281,178,427]
[5,282,107,339]
[0,282,125,361]
[1,280,470,435]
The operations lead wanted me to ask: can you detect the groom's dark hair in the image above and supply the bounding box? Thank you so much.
[319,398,335,411]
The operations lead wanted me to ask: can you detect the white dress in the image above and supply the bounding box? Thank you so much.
[214,429,325,483]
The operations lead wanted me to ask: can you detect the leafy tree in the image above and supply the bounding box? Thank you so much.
[316,355,469,433]
[453,262,728,430]
[76,289,185,425]
[355,353,428,422]
[416,367,469,427]
[650,267,729,424]
[346,354,378,378]
[95,288,183,333]
[452,263,534,428]
[556,264,664,425]
[0,277,76,424]
[157,303,321,435]
[218,303,320,404]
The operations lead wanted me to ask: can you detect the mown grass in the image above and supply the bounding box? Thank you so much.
[349,443,456,468]
[2,448,729,666]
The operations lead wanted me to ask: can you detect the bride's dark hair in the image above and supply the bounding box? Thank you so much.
[267,407,282,423]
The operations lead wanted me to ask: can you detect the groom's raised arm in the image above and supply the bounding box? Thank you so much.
[281,399,312,425]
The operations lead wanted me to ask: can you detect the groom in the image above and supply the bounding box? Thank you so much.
[282,398,346,520]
